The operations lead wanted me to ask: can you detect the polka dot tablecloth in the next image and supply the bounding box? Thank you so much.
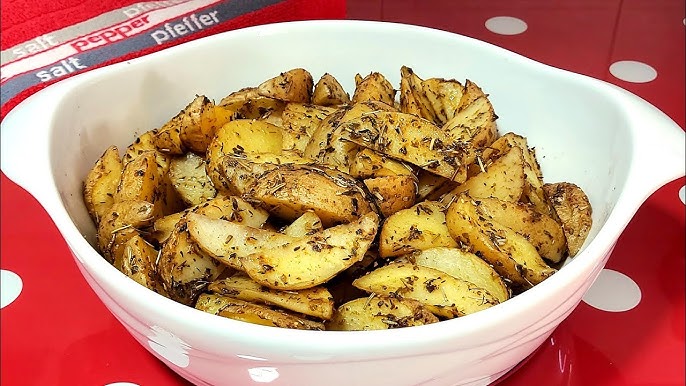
[2,1,684,385]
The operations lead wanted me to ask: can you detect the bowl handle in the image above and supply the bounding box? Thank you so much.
[619,87,685,197]
[0,86,61,200]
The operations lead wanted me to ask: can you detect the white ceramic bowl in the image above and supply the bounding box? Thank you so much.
[1,20,684,386]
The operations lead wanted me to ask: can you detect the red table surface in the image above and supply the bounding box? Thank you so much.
[2,1,684,385]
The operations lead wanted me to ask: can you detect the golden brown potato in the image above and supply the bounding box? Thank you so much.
[257,68,314,103]
[304,101,396,173]
[400,66,439,124]
[442,95,497,150]
[481,133,552,216]
[150,194,270,245]
[441,146,526,206]
[363,174,417,217]
[397,247,509,303]
[415,169,456,202]
[114,150,160,204]
[186,213,295,270]
[208,273,334,319]
[475,197,567,263]
[353,262,499,318]
[241,163,378,227]
[312,73,350,106]
[338,111,469,182]
[218,87,286,121]
[169,152,217,206]
[543,182,593,256]
[281,103,336,154]
[123,130,162,167]
[445,194,556,288]
[116,234,167,295]
[205,119,284,193]
[195,293,325,330]
[327,296,438,331]
[378,201,457,258]
[282,210,323,237]
[153,95,228,155]
[176,95,219,154]
[349,148,415,179]
[422,77,465,124]
[240,212,379,290]
[351,72,396,106]
[157,218,225,305]
[83,145,123,223]
[96,200,155,264]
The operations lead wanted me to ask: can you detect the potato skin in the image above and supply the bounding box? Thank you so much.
[245,163,378,227]
[328,296,438,331]
[83,145,122,223]
[312,73,350,106]
[364,174,417,218]
[195,294,325,330]
[543,182,593,256]
[445,194,556,288]
[257,68,314,103]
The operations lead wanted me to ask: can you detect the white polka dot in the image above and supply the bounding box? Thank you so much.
[609,61,657,83]
[583,269,641,312]
[485,16,528,35]
[679,185,685,205]
[105,383,140,386]
[147,325,190,368]
[248,367,280,383]
[1,270,23,309]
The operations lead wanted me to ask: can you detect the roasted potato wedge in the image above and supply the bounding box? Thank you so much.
[312,73,350,106]
[379,201,457,258]
[186,213,296,270]
[281,103,336,154]
[481,133,552,216]
[97,200,155,264]
[304,101,396,173]
[397,247,509,303]
[169,152,217,206]
[543,182,593,256]
[218,87,286,120]
[282,210,323,237]
[208,273,334,319]
[114,150,161,204]
[84,145,123,223]
[328,295,438,331]
[205,119,283,193]
[151,194,270,244]
[158,218,224,305]
[196,293,324,330]
[351,72,396,106]
[353,262,498,318]
[242,163,378,227]
[116,234,167,295]
[257,68,314,103]
[441,146,526,205]
[240,212,379,290]
[400,66,439,124]
[445,194,556,288]
[364,174,417,217]
[338,111,469,182]
[154,95,228,155]
[349,148,415,179]
[422,77,465,124]
[475,197,567,262]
